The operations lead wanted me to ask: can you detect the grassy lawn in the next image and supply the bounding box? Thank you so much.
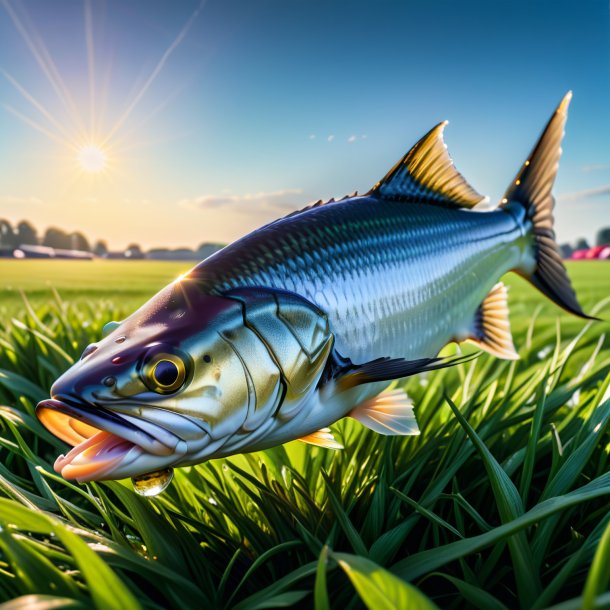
[0,259,192,316]
[0,259,609,609]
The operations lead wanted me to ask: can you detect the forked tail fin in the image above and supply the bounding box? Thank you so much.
[502,92,595,320]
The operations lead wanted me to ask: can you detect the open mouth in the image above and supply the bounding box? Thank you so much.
[36,397,182,482]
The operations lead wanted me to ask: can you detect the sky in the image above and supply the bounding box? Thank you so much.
[0,0,609,250]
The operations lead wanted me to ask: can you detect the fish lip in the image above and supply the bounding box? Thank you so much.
[36,395,179,456]
[36,395,190,483]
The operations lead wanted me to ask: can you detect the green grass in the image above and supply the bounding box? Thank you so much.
[0,260,191,317]
[0,260,609,609]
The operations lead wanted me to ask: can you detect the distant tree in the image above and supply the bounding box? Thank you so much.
[574,238,590,251]
[147,248,198,260]
[16,220,37,246]
[69,231,90,252]
[93,240,108,257]
[559,243,573,259]
[596,227,610,246]
[196,242,224,260]
[0,220,16,248]
[43,227,71,250]
[125,243,143,259]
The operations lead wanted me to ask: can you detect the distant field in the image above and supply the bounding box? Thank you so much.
[0,259,191,317]
[0,259,608,337]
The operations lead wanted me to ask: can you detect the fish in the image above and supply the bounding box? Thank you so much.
[37,92,591,494]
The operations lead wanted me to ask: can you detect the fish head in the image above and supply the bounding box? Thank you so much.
[36,277,261,482]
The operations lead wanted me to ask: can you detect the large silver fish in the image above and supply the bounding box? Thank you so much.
[37,93,590,494]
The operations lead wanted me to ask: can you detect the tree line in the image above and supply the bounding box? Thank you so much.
[0,219,222,259]
[0,219,114,255]
[559,227,610,258]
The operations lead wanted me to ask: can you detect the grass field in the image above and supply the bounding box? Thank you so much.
[0,260,192,316]
[0,260,609,609]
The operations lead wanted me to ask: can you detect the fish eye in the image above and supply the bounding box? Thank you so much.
[143,352,187,394]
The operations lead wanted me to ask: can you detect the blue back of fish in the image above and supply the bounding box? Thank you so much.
[190,196,531,362]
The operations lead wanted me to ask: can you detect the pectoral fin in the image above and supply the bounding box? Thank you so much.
[322,351,477,392]
[350,389,419,436]
[299,428,343,449]
[466,282,519,360]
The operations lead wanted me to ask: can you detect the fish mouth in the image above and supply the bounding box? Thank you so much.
[36,397,187,482]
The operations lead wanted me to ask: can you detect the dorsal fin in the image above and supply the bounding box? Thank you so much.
[370,122,488,209]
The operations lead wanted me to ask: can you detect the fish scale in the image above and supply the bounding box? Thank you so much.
[192,198,528,362]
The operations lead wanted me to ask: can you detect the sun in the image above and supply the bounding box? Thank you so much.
[77,145,107,173]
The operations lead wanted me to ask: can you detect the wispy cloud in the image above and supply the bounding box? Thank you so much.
[311,133,366,143]
[558,184,610,202]
[178,189,303,214]
[347,134,367,143]
[0,195,43,206]
[581,164,610,173]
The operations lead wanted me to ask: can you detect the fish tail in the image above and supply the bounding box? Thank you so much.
[502,92,595,320]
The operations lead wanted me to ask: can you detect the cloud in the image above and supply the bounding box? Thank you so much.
[581,164,610,173]
[312,133,367,143]
[557,184,610,202]
[179,188,304,215]
[0,195,43,206]
[347,134,367,143]
[82,197,98,204]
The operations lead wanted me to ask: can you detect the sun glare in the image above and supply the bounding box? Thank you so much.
[78,145,107,173]
[5,0,205,185]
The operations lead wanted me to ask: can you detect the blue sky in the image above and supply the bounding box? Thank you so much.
[0,0,608,249]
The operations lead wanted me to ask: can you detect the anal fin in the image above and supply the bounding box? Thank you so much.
[299,428,343,449]
[349,389,420,436]
[466,282,519,360]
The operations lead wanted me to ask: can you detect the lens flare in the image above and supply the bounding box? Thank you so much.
[77,145,107,172]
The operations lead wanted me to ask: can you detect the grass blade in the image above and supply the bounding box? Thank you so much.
[582,519,610,610]
[333,552,439,610]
